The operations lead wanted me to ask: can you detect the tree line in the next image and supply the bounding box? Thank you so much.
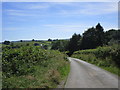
[3,23,120,56]
[51,23,120,56]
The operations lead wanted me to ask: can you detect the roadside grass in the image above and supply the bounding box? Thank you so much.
[101,66,119,76]
[2,46,70,88]
[72,45,120,76]
[3,60,69,88]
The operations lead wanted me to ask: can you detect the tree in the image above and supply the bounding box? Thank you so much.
[32,39,35,41]
[3,41,10,45]
[67,33,81,56]
[51,40,69,52]
[53,39,58,41]
[48,38,52,41]
[104,29,120,45]
[95,23,105,46]
[80,23,105,50]
[81,27,97,49]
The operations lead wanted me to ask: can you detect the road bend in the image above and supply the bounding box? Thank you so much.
[65,57,118,88]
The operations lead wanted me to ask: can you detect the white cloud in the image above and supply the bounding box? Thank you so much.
[57,3,118,16]
[3,2,117,17]
[4,9,41,16]
[3,3,51,16]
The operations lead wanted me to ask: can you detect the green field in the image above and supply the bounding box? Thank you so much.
[3,41,52,50]
[2,41,70,88]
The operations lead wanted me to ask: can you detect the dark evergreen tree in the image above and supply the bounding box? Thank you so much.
[80,23,105,49]
[95,23,105,46]
[81,27,97,49]
[67,33,81,56]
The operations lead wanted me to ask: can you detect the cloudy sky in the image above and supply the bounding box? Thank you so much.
[2,2,118,41]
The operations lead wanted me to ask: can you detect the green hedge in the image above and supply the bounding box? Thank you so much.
[72,44,120,75]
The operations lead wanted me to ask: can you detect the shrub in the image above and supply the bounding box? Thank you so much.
[72,44,120,76]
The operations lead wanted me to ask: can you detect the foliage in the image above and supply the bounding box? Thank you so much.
[72,44,120,76]
[51,40,69,52]
[95,23,105,46]
[3,41,11,45]
[50,23,119,57]
[110,44,120,67]
[48,38,52,41]
[105,29,120,45]
[2,40,52,50]
[2,45,70,88]
[67,33,81,56]
[34,43,39,46]
[81,23,105,49]
[81,27,97,49]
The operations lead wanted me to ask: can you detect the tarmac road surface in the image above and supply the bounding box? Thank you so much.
[65,57,119,88]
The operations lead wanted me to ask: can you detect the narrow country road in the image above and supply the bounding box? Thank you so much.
[65,57,118,88]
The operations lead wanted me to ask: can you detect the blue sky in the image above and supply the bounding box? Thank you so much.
[2,2,118,41]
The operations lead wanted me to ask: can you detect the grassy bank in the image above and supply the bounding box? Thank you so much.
[72,44,120,76]
[2,45,70,88]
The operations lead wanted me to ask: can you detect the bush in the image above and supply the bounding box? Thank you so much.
[2,45,69,88]
[3,41,10,45]
[34,43,39,46]
[2,46,60,77]
[72,44,120,75]
[110,45,120,67]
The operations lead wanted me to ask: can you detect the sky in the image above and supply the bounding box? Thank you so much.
[1,0,119,2]
[2,2,118,41]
